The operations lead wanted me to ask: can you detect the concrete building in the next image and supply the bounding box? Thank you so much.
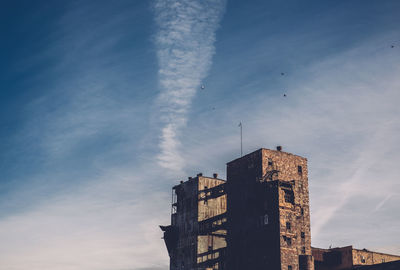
[160,173,227,270]
[226,148,313,270]
[312,246,400,270]
[160,147,400,270]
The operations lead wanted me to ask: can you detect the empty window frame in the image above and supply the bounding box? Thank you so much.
[298,165,303,174]
[283,236,292,246]
[268,158,273,166]
[284,190,294,203]
[288,265,293,270]
[301,232,305,238]
[286,222,291,231]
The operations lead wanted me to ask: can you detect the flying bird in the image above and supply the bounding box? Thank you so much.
[281,72,285,76]
[391,45,395,48]
[283,94,287,97]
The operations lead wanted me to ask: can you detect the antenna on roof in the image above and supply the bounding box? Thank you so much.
[238,122,243,157]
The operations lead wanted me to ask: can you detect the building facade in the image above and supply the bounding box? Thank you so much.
[160,147,400,270]
[312,246,400,270]
[161,174,227,270]
[226,148,313,270]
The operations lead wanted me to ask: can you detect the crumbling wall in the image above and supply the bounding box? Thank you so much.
[197,176,227,269]
[172,179,198,270]
[312,246,400,270]
[198,177,226,221]
[352,249,400,266]
[226,148,313,270]
[260,149,312,270]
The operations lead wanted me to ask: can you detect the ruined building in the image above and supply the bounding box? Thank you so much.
[312,246,400,270]
[160,147,400,270]
[160,174,227,270]
[226,148,313,270]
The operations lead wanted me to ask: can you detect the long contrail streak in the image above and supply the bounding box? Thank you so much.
[153,0,226,173]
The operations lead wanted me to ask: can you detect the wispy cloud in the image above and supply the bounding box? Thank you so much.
[0,2,171,269]
[153,0,226,174]
[0,169,170,270]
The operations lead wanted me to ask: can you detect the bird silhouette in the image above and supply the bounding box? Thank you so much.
[391,45,395,48]
[281,72,285,76]
[283,94,287,97]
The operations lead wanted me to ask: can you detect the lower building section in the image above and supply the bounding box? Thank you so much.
[160,174,227,270]
[312,246,400,270]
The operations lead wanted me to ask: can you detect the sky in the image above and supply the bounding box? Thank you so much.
[0,0,400,269]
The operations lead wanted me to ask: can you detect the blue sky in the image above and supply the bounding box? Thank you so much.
[1,0,400,269]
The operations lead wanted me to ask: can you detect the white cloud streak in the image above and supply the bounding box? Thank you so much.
[153,0,226,174]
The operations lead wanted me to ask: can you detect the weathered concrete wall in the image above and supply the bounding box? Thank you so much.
[197,176,227,269]
[226,149,281,270]
[313,246,400,270]
[172,178,198,270]
[260,149,312,270]
[167,175,227,270]
[226,148,313,270]
[352,248,400,266]
[198,177,226,222]
[312,246,353,270]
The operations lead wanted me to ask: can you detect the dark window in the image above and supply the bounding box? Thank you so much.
[288,265,292,270]
[301,232,305,238]
[286,222,291,230]
[284,237,292,246]
[268,158,273,166]
[300,208,304,215]
[284,190,294,203]
[298,165,303,174]
[302,247,306,254]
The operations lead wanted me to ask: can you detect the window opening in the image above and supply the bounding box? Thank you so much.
[268,158,273,166]
[286,222,291,231]
[298,165,303,174]
[284,190,294,203]
[283,236,292,246]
